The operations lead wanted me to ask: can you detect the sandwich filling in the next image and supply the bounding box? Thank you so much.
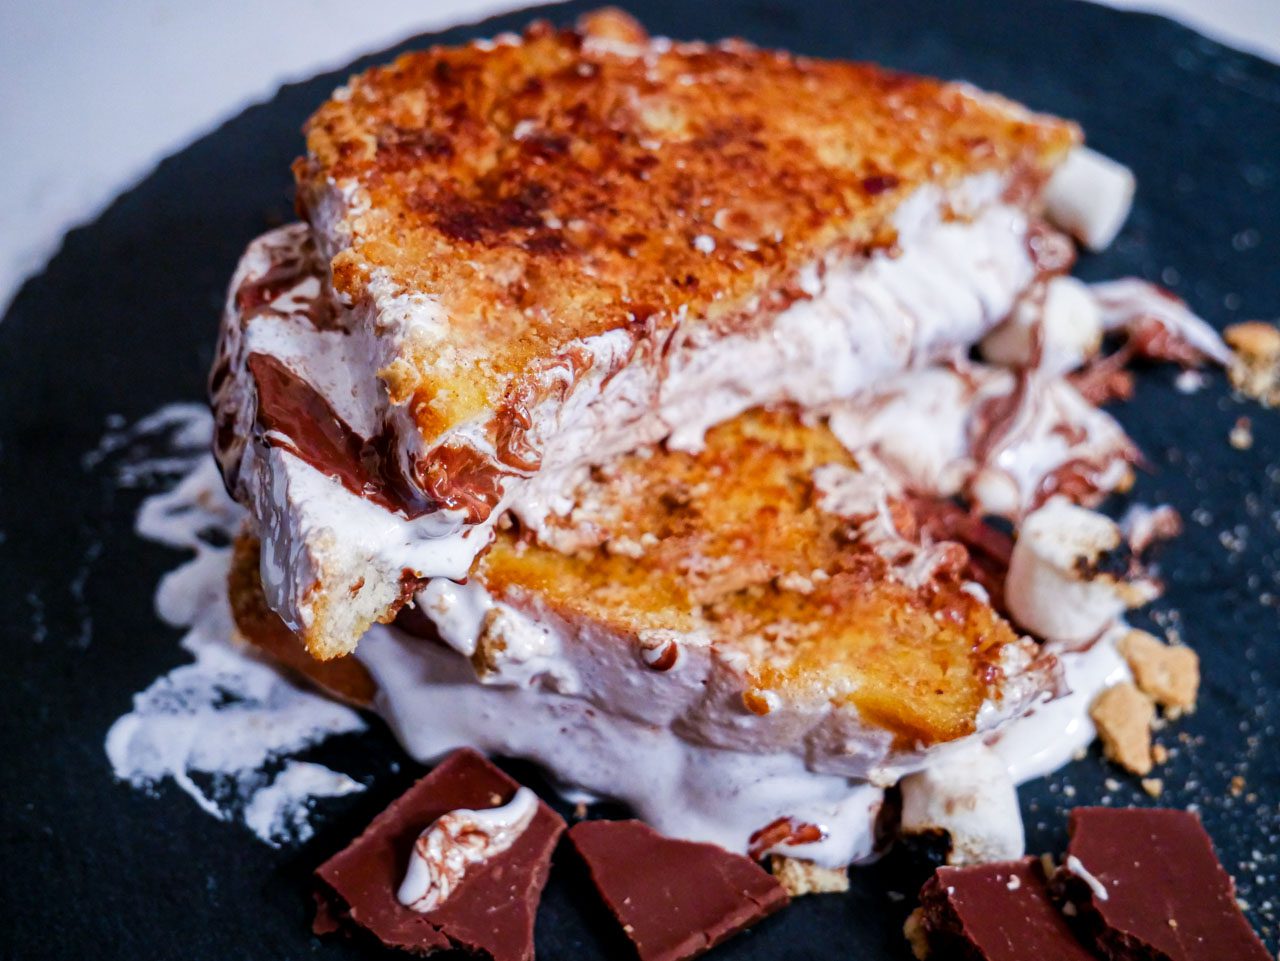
[213,11,1084,659]
[215,187,1057,659]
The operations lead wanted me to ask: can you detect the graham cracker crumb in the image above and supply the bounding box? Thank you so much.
[769,855,850,897]
[1225,321,1280,407]
[1152,742,1169,765]
[1230,775,1246,797]
[1090,682,1156,775]
[903,907,930,960]
[1141,777,1164,797]
[1229,416,1253,450]
[1117,629,1200,711]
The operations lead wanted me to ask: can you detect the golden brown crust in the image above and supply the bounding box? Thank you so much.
[229,532,377,707]
[297,11,1078,436]
[478,407,1024,746]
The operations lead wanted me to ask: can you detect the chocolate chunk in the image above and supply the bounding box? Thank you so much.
[314,749,565,961]
[915,857,1097,961]
[568,819,789,961]
[1053,807,1270,961]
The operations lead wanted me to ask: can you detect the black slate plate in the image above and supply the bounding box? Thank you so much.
[2,1,1277,958]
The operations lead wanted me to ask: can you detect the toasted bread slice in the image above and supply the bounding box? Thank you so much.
[216,11,1079,659]
[228,532,377,708]
[298,10,1074,448]
[415,407,1058,773]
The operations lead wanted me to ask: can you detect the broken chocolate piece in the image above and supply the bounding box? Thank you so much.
[569,819,789,961]
[314,749,565,961]
[915,858,1097,961]
[1053,807,1270,961]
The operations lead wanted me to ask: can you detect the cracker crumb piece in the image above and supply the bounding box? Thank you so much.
[1152,742,1169,765]
[1141,777,1164,797]
[769,855,850,897]
[903,907,930,960]
[1117,629,1200,711]
[1090,682,1156,775]
[1225,321,1280,407]
[1230,775,1246,797]
[1229,416,1253,450]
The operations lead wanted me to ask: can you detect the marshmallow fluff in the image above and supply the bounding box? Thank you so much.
[101,408,368,847]
[397,787,538,912]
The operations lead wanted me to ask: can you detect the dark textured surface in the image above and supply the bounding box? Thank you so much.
[1,1,1277,958]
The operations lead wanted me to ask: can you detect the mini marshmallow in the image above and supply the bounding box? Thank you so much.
[980,275,1103,374]
[1043,146,1136,252]
[1005,499,1154,644]
[899,743,1024,865]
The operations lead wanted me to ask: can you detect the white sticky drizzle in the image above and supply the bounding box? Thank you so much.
[243,761,365,847]
[1065,854,1111,902]
[396,787,538,912]
[101,407,366,846]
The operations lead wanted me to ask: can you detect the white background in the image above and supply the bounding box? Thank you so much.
[1,0,1277,313]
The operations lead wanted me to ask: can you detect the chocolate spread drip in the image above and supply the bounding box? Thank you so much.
[968,373,1032,468]
[908,498,1014,612]
[418,443,506,520]
[969,371,1134,512]
[1024,220,1076,276]
[747,817,825,860]
[493,346,597,474]
[234,241,337,329]
[247,352,432,516]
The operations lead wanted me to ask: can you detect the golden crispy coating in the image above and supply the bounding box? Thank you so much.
[478,408,1021,746]
[297,9,1078,437]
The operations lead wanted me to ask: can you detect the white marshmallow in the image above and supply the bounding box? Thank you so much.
[899,743,1024,865]
[1005,499,1150,644]
[980,275,1103,374]
[1044,146,1136,252]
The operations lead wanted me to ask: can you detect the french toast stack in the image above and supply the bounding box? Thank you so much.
[214,9,1216,869]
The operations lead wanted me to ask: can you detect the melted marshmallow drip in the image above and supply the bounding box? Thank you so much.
[397,786,538,912]
[357,624,885,868]
[102,407,367,846]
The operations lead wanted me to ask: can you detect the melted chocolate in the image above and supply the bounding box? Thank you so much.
[247,352,429,516]
[418,442,507,519]
[492,347,597,474]
[235,244,336,329]
[969,372,1032,468]
[746,817,824,861]
[908,497,1014,611]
